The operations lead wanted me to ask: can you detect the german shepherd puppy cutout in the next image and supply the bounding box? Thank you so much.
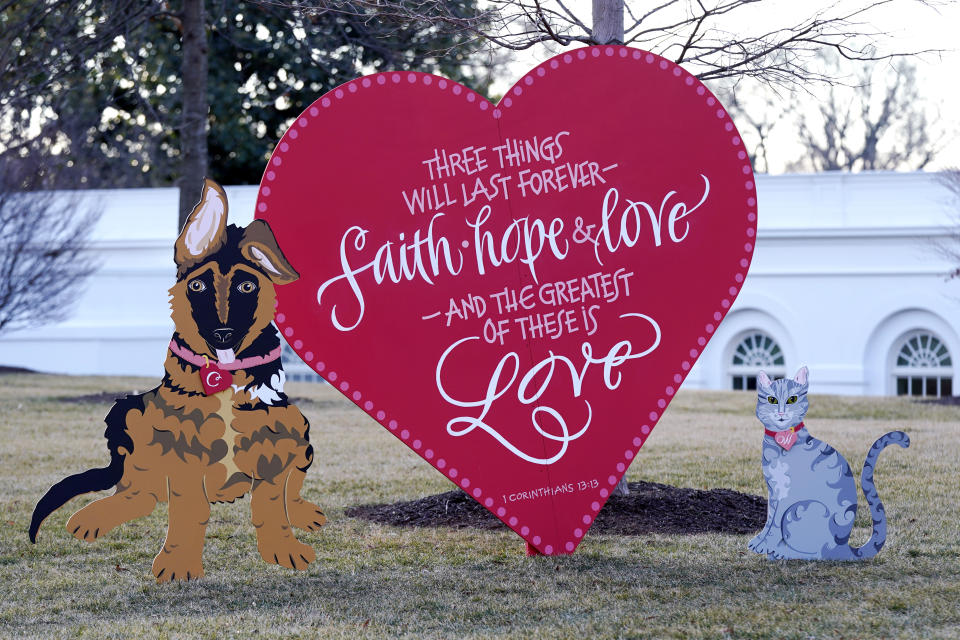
[29,179,326,582]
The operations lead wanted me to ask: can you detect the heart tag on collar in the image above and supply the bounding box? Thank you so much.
[200,362,233,395]
[257,46,757,555]
[775,430,798,451]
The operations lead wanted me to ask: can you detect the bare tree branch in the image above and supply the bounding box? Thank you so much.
[788,54,943,171]
[934,169,960,280]
[0,158,100,335]
[275,0,946,88]
[725,51,950,173]
[0,1,165,114]
[716,84,790,173]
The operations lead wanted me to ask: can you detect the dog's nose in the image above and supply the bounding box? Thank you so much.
[213,327,233,344]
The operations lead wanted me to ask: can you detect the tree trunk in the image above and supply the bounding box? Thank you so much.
[594,0,629,497]
[591,0,624,45]
[178,0,209,231]
[613,476,630,496]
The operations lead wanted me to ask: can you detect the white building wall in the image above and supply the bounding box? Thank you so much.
[686,172,960,395]
[2,172,959,396]
[0,186,257,378]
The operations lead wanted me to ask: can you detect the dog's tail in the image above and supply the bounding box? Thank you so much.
[28,450,125,543]
[29,397,136,543]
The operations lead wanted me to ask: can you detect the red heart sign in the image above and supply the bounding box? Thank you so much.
[257,46,756,555]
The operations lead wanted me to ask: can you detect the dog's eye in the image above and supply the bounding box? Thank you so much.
[767,396,777,404]
[237,281,258,294]
[188,279,206,292]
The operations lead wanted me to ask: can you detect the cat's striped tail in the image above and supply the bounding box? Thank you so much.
[851,431,910,559]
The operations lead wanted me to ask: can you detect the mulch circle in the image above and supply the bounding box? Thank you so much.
[346,481,766,536]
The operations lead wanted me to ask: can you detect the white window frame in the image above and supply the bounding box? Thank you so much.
[728,331,787,391]
[890,330,953,398]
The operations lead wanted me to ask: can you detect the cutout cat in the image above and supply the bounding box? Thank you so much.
[749,367,909,561]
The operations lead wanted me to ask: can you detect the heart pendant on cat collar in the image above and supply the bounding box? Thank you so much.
[765,423,804,451]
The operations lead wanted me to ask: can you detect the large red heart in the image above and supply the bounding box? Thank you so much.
[257,46,756,555]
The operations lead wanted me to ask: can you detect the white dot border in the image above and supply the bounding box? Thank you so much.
[259,44,758,557]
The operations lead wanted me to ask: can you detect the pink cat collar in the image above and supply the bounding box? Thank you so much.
[168,340,281,371]
[764,422,805,439]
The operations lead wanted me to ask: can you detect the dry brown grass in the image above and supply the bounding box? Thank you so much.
[1,373,958,639]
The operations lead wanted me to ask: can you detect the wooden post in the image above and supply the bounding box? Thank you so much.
[178,0,210,231]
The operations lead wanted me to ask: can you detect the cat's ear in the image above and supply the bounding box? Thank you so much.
[794,366,809,385]
[757,371,773,389]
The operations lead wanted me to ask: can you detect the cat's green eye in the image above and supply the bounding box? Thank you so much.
[787,395,798,404]
[767,396,777,404]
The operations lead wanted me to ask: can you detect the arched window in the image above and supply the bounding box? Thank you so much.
[892,331,953,397]
[729,331,786,391]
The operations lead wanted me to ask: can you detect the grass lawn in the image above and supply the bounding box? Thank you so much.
[1,372,958,639]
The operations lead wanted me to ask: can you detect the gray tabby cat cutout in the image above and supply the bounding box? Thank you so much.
[749,367,910,561]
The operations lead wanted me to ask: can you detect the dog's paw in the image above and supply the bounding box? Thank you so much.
[66,508,112,542]
[288,501,327,531]
[258,537,316,570]
[152,547,205,583]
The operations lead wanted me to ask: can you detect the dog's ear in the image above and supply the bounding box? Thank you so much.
[175,178,228,269]
[240,219,299,284]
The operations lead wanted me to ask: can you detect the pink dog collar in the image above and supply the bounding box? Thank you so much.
[168,340,282,371]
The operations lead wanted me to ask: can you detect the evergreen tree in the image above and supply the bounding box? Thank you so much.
[1,0,495,188]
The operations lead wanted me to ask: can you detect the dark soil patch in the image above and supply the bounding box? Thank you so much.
[346,481,766,536]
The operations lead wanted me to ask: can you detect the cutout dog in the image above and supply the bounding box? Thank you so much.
[29,179,326,582]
